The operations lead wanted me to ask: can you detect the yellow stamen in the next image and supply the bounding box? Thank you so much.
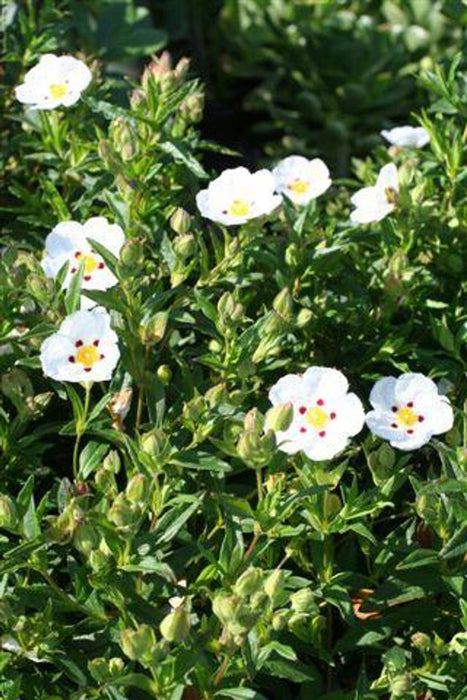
[306,406,329,430]
[228,199,250,217]
[288,179,310,195]
[76,252,99,274]
[49,83,68,99]
[396,406,417,427]
[76,345,99,368]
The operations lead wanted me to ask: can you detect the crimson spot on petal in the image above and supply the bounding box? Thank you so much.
[299,406,307,415]
[317,398,324,406]
[300,427,306,433]
[100,354,105,360]
[391,406,397,412]
[407,429,414,434]
[391,423,397,428]
[98,262,104,269]
[84,367,92,372]
[75,340,83,347]
[330,412,336,419]
[68,356,75,363]
[93,339,99,346]
[318,430,326,437]
[84,275,91,281]
[407,401,414,408]
[418,415,425,422]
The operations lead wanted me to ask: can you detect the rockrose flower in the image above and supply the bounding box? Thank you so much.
[365,373,454,450]
[272,155,331,205]
[381,126,429,149]
[15,54,92,110]
[196,167,281,225]
[40,308,120,383]
[42,217,125,307]
[350,163,399,224]
[268,367,365,461]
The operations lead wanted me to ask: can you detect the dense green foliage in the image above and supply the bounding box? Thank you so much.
[0,1,466,699]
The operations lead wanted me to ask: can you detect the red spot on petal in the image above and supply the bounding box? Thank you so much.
[84,367,92,372]
[74,251,82,259]
[407,401,414,408]
[84,275,91,281]
[100,354,105,360]
[98,262,105,269]
[93,339,99,346]
[391,423,398,428]
[330,412,336,419]
[391,406,398,412]
[407,429,414,434]
[68,356,75,363]
[71,267,77,273]
[300,427,306,433]
[299,406,307,415]
[317,398,324,406]
[75,340,83,347]
[418,415,425,422]
[318,430,326,437]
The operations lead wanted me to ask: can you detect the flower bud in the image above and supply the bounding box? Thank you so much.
[159,607,191,642]
[234,567,263,597]
[411,632,430,651]
[205,383,227,408]
[264,569,285,603]
[272,609,290,631]
[265,403,293,432]
[180,92,204,122]
[102,450,121,474]
[182,396,205,422]
[0,495,17,529]
[108,389,132,425]
[126,474,148,504]
[130,88,144,109]
[243,408,264,434]
[173,234,196,259]
[142,311,169,344]
[120,239,144,267]
[141,429,168,457]
[120,625,156,663]
[108,494,140,530]
[212,593,240,624]
[297,308,313,327]
[273,288,293,321]
[142,52,172,89]
[110,116,136,160]
[73,522,100,556]
[260,429,276,452]
[290,588,315,614]
[157,365,172,385]
[285,243,300,267]
[237,431,262,462]
[48,506,80,543]
[170,208,191,236]
[217,292,236,319]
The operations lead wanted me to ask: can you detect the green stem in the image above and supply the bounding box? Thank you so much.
[256,468,263,503]
[72,382,92,480]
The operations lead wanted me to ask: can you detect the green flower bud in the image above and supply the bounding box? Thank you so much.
[120,239,144,268]
[48,506,80,543]
[273,288,293,321]
[120,625,156,663]
[110,116,136,160]
[411,632,430,651]
[323,492,342,519]
[0,495,17,529]
[217,292,236,319]
[160,607,191,642]
[108,494,140,530]
[73,522,100,556]
[260,429,276,452]
[180,92,204,122]
[126,474,148,504]
[285,242,300,267]
[142,311,169,344]
[264,569,285,603]
[272,609,290,631]
[141,429,168,457]
[102,450,121,474]
[182,396,205,422]
[170,208,191,236]
[234,567,264,597]
[290,588,315,614]
[88,658,110,683]
[157,364,172,385]
[265,403,293,432]
[208,338,223,353]
[205,383,227,408]
[212,593,240,624]
[243,408,264,434]
[173,234,196,259]
[237,431,262,462]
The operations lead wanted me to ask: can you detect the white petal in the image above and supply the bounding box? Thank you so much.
[376,163,398,192]
[269,374,304,405]
[369,376,397,410]
[394,373,438,406]
[60,308,113,346]
[83,217,125,255]
[303,434,348,461]
[301,366,349,399]
[339,392,365,436]
[429,397,454,434]
[40,333,76,380]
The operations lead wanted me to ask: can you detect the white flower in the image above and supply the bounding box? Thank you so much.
[196,167,281,225]
[268,367,365,461]
[40,308,120,383]
[15,54,92,110]
[381,126,429,149]
[365,373,454,451]
[42,217,125,308]
[272,155,331,205]
[350,163,399,224]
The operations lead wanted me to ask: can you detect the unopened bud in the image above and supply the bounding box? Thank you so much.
[273,288,293,321]
[173,233,196,259]
[290,588,315,614]
[160,607,191,642]
[0,495,17,529]
[170,208,191,235]
[109,116,136,160]
[237,431,262,462]
[182,396,205,422]
[126,474,147,504]
[234,567,263,597]
[265,403,293,432]
[217,292,235,319]
[120,239,144,267]
[74,522,100,556]
[102,450,121,474]
[205,383,227,408]
[180,92,204,122]
[142,311,169,344]
[411,632,430,651]
[297,308,313,327]
[157,365,172,385]
[264,569,285,603]
[212,593,240,624]
[108,494,140,530]
[120,625,156,662]
[243,408,264,434]
[141,429,167,457]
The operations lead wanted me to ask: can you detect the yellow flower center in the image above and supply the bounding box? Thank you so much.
[228,199,250,217]
[396,406,418,427]
[288,179,310,195]
[76,345,100,368]
[384,187,398,204]
[49,83,68,99]
[306,406,329,429]
[76,252,99,274]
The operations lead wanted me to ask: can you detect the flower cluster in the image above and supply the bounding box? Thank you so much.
[268,367,453,457]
